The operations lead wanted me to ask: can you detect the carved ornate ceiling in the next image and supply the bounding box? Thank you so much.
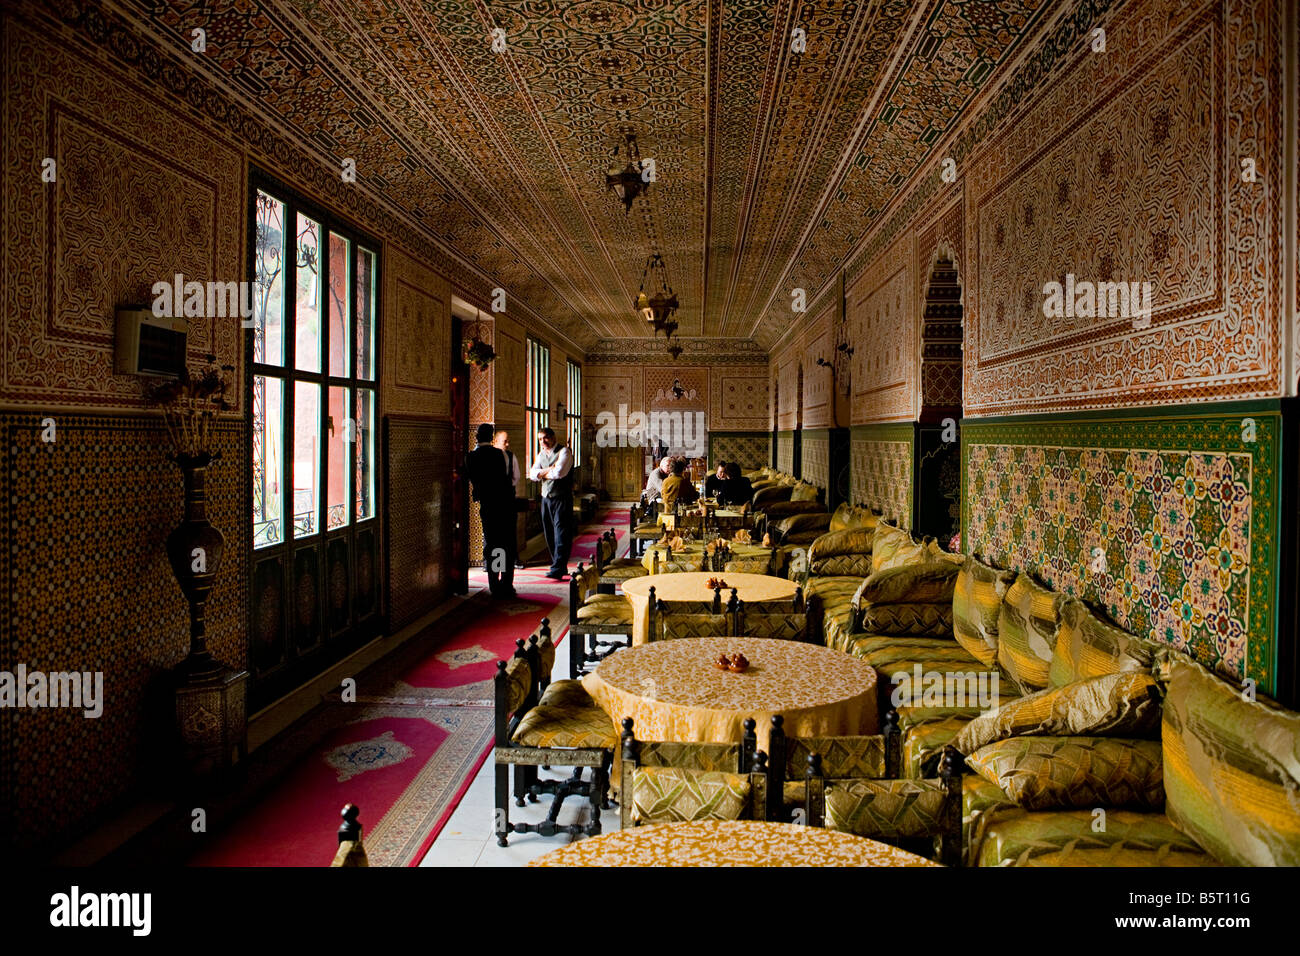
[111,0,1051,350]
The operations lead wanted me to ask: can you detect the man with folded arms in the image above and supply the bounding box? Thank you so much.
[529,426,575,580]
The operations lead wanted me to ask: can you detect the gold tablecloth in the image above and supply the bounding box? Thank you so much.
[620,572,799,645]
[641,541,772,574]
[582,636,878,751]
[528,820,939,867]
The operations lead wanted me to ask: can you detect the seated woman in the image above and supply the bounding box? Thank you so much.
[716,461,754,507]
[660,458,700,512]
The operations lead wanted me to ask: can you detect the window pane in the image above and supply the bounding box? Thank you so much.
[328,233,351,377]
[293,381,320,537]
[326,386,351,531]
[355,388,375,521]
[253,191,285,366]
[253,375,284,548]
[356,247,376,381]
[295,213,322,373]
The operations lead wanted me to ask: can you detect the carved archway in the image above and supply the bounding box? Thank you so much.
[916,244,964,543]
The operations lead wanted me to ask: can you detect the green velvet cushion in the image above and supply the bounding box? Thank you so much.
[859,561,960,605]
[966,736,1165,811]
[953,671,1162,755]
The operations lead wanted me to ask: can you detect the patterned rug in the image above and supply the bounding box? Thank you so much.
[189,506,631,867]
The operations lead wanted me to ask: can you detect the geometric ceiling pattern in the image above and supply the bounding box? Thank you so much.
[111,0,1052,350]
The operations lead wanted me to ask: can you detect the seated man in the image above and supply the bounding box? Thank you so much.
[703,461,727,499]
[644,456,673,502]
[717,461,754,507]
[660,458,700,512]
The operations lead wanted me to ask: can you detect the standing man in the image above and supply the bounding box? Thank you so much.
[529,426,574,580]
[465,423,516,598]
[493,428,521,581]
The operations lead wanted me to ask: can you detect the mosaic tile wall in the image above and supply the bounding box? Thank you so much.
[0,415,247,851]
[707,433,769,471]
[850,424,914,526]
[962,406,1280,694]
[801,430,830,490]
[776,432,795,474]
[386,418,453,632]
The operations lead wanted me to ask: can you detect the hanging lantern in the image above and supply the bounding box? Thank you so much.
[633,253,680,337]
[605,133,647,213]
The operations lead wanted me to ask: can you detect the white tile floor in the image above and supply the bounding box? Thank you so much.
[419,632,622,867]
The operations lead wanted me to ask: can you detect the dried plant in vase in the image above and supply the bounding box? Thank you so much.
[146,354,235,465]
[145,354,235,682]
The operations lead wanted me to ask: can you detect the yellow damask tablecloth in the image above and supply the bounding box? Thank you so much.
[528,820,939,867]
[581,636,878,751]
[620,572,800,645]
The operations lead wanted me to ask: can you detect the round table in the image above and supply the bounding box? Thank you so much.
[527,820,939,867]
[620,571,799,646]
[581,636,878,752]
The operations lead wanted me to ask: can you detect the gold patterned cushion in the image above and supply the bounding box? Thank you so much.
[630,767,751,824]
[742,612,807,641]
[724,557,772,575]
[810,554,874,577]
[1049,598,1156,687]
[575,604,633,626]
[825,779,954,840]
[808,527,875,563]
[786,735,888,779]
[775,513,831,537]
[502,654,531,714]
[601,564,651,581]
[829,503,879,533]
[790,481,820,502]
[604,557,645,569]
[761,500,825,520]
[870,522,926,573]
[752,485,794,507]
[859,561,960,605]
[997,575,1067,693]
[586,592,625,603]
[952,557,1016,667]
[511,698,618,749]
[538,678,596,710]
[848,634,992,676]
[953,671,1162,756]
[1161,656,1300,866]
[823,603,858,653]
[537,634,556,679]
[859,602,954,637]
[966,737,1164,811]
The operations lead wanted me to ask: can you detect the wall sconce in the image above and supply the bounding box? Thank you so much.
[835,342,855,358]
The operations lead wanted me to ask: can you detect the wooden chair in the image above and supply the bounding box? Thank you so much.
[766,714,962,865]
[648,591,739,641]
[595,529,648,593]
[568,563,633,678]
[494,629,617,846]
[734,598,809,641]
[619,717,770,827]
[329,804,369,867]
[628,500,663,557]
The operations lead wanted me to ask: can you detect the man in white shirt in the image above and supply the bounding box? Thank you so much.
[527,426,574,580]
[643,456,673,502]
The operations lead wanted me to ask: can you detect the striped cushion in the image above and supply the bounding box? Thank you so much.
[808,527,875,563]
[1161,656,1300,866]
[953,671,1162,756]
[903,715,974,778]
[848,634,991,675]
[966,737,1165,811]
[859,602,953,637]
[997,575,1067,693]
[810,554,874,577]
[823,603,858,653]
[1049,598,1156,687]
[952,557,1016,667]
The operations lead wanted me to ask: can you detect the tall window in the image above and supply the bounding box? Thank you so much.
[566,359,582,466]
[251,187,378,547]
[525,337,550,473]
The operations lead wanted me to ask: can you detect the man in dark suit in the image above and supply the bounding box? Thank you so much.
[465,422,516,598]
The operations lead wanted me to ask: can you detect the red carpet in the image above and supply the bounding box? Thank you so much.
[188,506,633,866]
